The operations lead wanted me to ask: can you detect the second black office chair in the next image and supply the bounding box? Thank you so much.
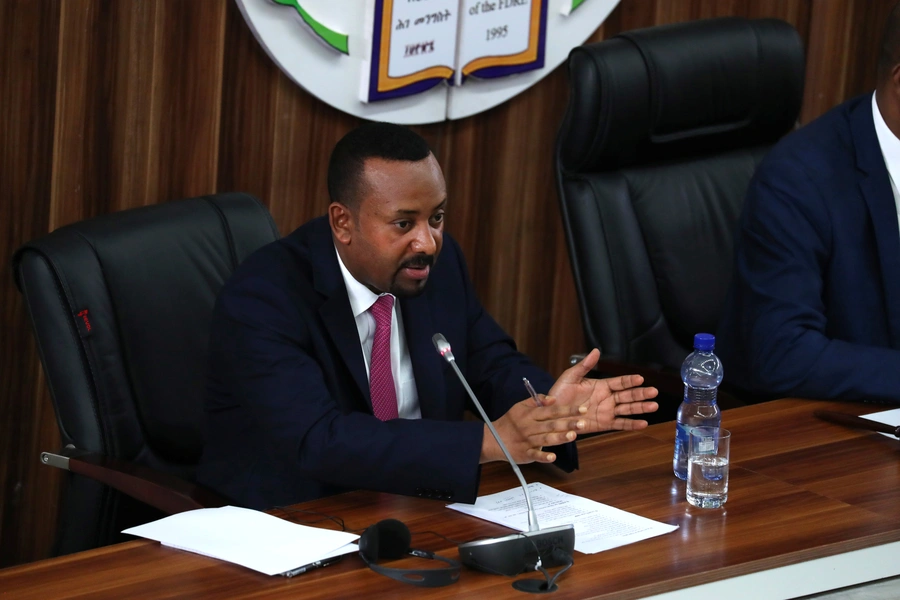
[555,17,805,412]
[13,193,280,554]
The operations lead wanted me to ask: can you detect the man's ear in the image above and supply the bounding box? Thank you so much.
[329,202,353,245]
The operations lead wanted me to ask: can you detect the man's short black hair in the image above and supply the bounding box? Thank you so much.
[327,122,433,208]
[878,1,900,82]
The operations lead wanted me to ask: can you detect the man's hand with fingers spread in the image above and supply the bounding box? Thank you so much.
[549,349,659,433]
[479,349,658,465]
[480,395,587,464]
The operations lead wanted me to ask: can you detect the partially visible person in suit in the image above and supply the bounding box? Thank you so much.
[717,2,900,403]
[197,123,659,510]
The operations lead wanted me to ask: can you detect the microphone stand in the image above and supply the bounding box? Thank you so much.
[432,334,575,590]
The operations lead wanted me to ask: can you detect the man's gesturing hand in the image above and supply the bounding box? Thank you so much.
[480,396,586,465]
[548,349,659,433]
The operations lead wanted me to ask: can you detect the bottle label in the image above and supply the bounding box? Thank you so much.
[678,425,718,455]
[675,423,691,449]
[675,423,691,460]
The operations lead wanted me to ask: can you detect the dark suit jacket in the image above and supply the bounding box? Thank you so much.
[197,216,576,510]
[717,93,900,403]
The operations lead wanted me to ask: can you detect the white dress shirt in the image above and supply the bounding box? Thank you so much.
[335,246,421,419]
[872,92,900,234]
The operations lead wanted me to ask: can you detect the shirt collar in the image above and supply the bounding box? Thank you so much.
[873,92,900,174]
[334,245,392,318]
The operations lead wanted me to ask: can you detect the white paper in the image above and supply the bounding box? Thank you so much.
[447,482,678,554]
[123,505,359,576]
[861,408,900,439]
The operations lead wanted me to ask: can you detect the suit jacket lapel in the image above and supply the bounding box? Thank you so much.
[308,221,371,406]
[401,293,448,419]
[303,217,448,416]
[852,98,900,347]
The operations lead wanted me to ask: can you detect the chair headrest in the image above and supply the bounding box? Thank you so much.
[557,17,804,173]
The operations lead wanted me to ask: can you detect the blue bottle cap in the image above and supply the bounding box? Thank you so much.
[693,333,715,351]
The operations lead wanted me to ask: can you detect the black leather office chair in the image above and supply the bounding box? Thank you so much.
[555,17,804,412]
[13,193,280,555]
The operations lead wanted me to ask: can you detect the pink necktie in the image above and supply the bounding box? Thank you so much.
[369,295,399,421]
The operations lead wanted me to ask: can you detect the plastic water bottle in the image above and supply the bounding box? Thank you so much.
[673,333,724,480]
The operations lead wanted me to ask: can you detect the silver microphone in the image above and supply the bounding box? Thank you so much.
[432,333,575,577]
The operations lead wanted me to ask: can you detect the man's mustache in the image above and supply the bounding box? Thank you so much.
[399,254,434,269]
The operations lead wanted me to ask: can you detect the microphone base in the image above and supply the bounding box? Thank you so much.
[457,524,575,577]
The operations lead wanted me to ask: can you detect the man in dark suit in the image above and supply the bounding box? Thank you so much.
[197,123,659,510]
[717,4,900,403]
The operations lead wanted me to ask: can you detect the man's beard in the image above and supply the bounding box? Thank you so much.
[389,253,435,298]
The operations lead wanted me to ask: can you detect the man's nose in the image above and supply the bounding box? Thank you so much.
[410,224,437,254]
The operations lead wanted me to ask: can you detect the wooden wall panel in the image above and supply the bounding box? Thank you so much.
[0,0,892,568]
[51,0,227,229]
[845,1,897,96]
[0,0,63,569]
[217,0,359,233]
[432,69,579,366]
[592,0,810,44]
[802,0,896,123]
[153,1,228,201]
[803,0,858,122]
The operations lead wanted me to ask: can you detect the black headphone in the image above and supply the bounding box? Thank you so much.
[358,519,460,587]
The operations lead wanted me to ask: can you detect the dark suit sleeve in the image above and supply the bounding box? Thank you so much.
[215,276,486,503]
[727,157,900,402]
[448,240,579,471]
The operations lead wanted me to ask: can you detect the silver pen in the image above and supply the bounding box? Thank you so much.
[522,377,543,407]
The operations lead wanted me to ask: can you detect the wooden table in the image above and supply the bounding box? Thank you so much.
[3,398,900,599]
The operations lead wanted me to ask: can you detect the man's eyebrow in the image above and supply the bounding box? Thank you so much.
[394,199,447,216]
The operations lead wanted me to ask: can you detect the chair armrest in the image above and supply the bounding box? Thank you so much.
[41,448,228,515]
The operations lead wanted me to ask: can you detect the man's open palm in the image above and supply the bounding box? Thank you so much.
[548,349,659,433]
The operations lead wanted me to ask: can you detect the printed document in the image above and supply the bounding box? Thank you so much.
[448,482,678,554]
[123,505,358,576]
